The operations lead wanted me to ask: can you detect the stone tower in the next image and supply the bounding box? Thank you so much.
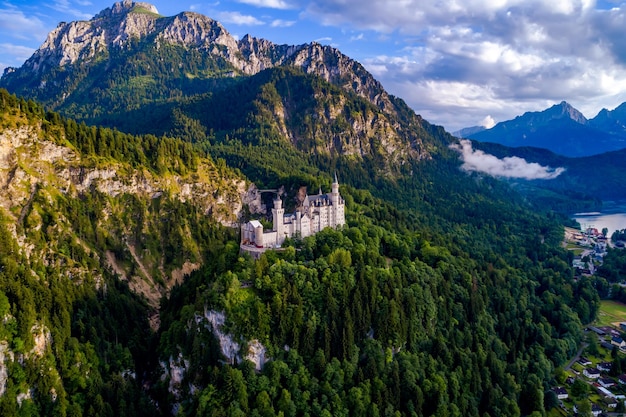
[272,196,284,237]
[331,173,340,226]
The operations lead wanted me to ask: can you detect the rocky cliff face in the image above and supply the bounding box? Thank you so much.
[0,108,262,310]
[23,1,160,73]
[0,125,256,227]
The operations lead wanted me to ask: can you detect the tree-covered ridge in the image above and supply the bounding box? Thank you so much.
[77,66,433,191]
[0,88,255,303]
[0,88,251,416]
[0,79,600,417]
[470,140,626,209]
[1,88,200,175]
[156,185,598,417]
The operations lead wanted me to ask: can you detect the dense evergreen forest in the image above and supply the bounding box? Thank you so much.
[0,86,603,417]
[0,89,236,416]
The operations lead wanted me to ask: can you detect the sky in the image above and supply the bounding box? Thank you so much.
[3,0,626,132]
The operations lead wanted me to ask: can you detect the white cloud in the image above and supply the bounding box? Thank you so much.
[314,36,333,43]
[350,33,364,41]
[47,0,92,20]
[218,11,264,25]
[236,0,295,9]
[480,115,496,128]
[450,139,566,180]
[0,8,48,40]
[270,19,296,27]
[302,0,626,131]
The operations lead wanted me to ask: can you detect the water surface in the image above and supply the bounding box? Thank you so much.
[572,210,626,238]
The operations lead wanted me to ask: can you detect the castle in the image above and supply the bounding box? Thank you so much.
[241,175,346,249]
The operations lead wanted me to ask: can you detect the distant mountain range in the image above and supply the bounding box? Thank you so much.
[457,101,626,157]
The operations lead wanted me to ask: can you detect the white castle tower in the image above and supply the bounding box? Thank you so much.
[331,172,340,227]
[272,196,285,238]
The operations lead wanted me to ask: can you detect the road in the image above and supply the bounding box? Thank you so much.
[564,342,588,370]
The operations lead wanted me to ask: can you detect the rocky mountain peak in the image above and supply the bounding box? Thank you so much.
[158,12,236,50]
[1,2,399,123]
[512,100,588,128]
[95,1,159,19]
[19,1,163,74]
[590,102,626,135]
[549,101,588,124]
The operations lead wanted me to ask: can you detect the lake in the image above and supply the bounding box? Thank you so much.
[572,209,626,237]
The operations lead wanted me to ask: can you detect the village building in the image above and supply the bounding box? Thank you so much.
[241,175,346,250]
[612,336,626,349]
[575,403,603,417]
[601,340,615,350]
[605,397,619,409]
[592,404,603,416]
[553,387,568,400]
[600,377,616,388]
[588,326,606,336]
[584,367,601,379]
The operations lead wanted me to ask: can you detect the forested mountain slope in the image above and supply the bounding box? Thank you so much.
[471,141,626,205]
[0,90,260,415]
[0,2,605,416]
[0,89,599,416]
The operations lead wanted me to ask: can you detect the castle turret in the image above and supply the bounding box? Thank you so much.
[272,196,285,239]
[255,223,264,248]
[331,173,339,205]
[331,173,340,226]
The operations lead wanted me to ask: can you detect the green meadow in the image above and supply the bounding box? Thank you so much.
[596,300,626,327]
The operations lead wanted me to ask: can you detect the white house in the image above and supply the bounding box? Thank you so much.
[600,378,616,388]
[553,387,568,400]
[592,404,603,416]
[584,367,601,379]
[612,336,626,349]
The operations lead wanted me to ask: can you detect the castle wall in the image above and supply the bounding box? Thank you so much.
[241,177,346,252]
